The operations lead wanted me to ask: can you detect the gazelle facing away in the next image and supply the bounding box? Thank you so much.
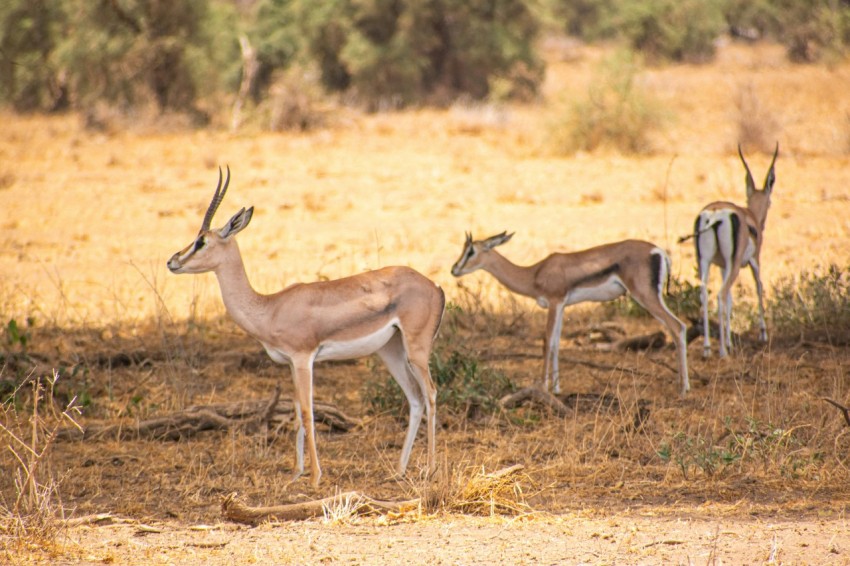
[168,167,445,487]
[690,143,777,358]
[451,233,689,398]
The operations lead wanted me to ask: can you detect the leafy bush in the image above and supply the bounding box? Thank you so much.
[772,0,850,62]
[58,0,238,118]
[550,50,666,154]
[363,346,514,420]
[0,0,67,112]
[614,0,727,64]
[769,264,850,345]
[0,0,239,118]
[250,0,544,109]
[658,416,810,480]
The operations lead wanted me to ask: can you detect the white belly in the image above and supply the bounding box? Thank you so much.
[315,319,399,362]
[565,276,626,305]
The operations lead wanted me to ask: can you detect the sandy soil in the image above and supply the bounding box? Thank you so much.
[59,510,850,565]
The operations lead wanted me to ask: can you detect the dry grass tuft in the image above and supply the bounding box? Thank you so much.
[735,82,781,153]
[0,371,82,561]
[420,463,535,517]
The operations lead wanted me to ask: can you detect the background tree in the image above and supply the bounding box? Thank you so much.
[0,0,68,112]
[250,0,544,108]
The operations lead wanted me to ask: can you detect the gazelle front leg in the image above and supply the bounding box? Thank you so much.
[543,304,565,394]
[291,358,322,487]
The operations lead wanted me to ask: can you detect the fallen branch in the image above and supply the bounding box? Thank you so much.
[613,331,667,351]
[221,492,420,524]
[823,397,850,428]
[56,385,361,441]
[499,387,572,417]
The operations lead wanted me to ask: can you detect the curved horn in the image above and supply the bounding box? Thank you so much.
[200,165,231,232]
[738,144,755,195]
[760,142,779,193]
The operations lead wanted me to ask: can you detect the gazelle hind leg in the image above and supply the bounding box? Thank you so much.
[696,225,716,358]
[376,332,428,475]
[405,350,437,475]
[750,260,768,342]
[699,268,711,358]
[629,266,690,397]
[717,261,740,357]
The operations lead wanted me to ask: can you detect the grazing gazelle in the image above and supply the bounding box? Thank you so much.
[689,143,778,358]
[451,232,689,398]
[167,167,445,487]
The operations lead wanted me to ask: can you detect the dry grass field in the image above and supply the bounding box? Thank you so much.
[2,41,850,563]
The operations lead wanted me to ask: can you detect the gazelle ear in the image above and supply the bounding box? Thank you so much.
[218,206,254,239]
[483,231,514,249]
[763,142,778,194]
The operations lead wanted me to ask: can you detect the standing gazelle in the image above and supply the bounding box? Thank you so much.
[451,233,689,398]
[168,167,445,487]
[690,143,778,358]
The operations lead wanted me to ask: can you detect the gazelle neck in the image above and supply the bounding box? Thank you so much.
[747,194,771,233]
[480,250,540,299]
[211,240,268,337]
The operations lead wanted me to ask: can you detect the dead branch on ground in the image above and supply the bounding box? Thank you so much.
[221,492,420,524]
[499,387,572,417]
[823,398,850,428]
[55,385,361,441]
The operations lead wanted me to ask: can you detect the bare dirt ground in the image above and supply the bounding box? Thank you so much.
[2,41,850,564]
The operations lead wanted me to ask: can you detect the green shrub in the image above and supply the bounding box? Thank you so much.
[549,50,667,155]
[0,0,67,111]
[769,264,850,345]
[613,0,727,63]
[251,0,544,109]
[772,0,850,62]
[658,416,810,480]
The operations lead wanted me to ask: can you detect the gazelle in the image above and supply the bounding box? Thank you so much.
[451,232,689,398]
[689,143,778,358]
[167,167,445,487]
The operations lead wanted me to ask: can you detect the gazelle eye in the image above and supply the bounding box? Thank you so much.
[194,237,206,251]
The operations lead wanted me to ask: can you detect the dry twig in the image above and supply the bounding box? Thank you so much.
[823,398,850,428]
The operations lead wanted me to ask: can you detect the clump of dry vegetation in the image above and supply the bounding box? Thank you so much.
[548,50,668,155]
[735,82,781,154]
[0,372,82,561]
